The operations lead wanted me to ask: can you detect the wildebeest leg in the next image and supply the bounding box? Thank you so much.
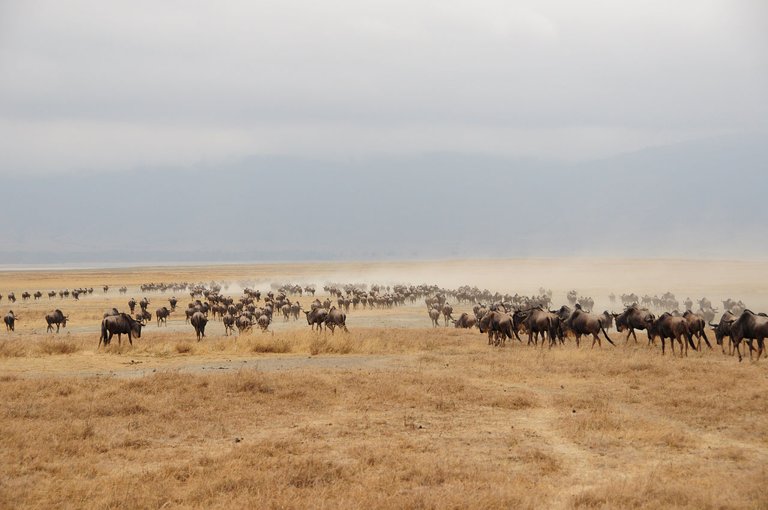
[575,334,580,348]
[631,329,639,344]
[686,333,696,352]
[757,338,765,360]
[700,330,712,350]
[661,337,666,355]
[592,333,601,349]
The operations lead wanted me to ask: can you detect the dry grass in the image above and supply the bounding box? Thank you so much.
[2,263,768,508]
[1,342,767,509]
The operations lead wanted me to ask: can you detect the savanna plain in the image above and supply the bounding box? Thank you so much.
[1,259,767,509]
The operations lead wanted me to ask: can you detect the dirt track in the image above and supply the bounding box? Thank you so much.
[2,351,413,379]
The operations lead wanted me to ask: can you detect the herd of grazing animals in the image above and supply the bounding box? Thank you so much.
[1,281,766,361]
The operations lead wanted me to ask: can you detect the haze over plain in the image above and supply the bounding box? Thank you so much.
[0,1,766,263]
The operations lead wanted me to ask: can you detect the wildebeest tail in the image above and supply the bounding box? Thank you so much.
[98,319,107,348]
[599,321,615,345]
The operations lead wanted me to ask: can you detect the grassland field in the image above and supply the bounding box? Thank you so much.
[1,259,767,509]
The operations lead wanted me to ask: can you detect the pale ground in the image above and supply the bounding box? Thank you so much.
[1,259,767,509]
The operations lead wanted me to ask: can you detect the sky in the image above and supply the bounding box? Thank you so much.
[0,0,766,175]
[0,1,766,263]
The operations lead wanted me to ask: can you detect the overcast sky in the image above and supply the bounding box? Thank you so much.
[0,0,766,174]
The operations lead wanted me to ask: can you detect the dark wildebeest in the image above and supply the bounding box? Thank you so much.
[647,313,696,357]
[103,285,109,293]
[222,313,236,335]
[452,312,477,329]
[564,308,615,348]
[304,308,328,331]
[22,292,31,301]
[45,309,69,333]
[99,313,144,347]
[4,311,18,332]
[128,298,137,313]
[613,306,654,344]
[325,307,348,334]
[169,297,178,312]
[516,307,559,348]
[729,310,768,362]
[442,304,454,326]
[428,307,441,328]
[710,311,737,355]
[190,311,208,341]
[290,302,301,320]
[257,314,270,331]
[136,309,152,323]
[8,292,16,303]
[156,306,171,327]
[478,311,519,346]
[33,291,42,300]
[139,297,150,311]
[599,311,614,329]
[236,315,253,334]
[682,310,712,351]
[47,291,56,299]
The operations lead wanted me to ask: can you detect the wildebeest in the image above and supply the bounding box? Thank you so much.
[478,311,519,346]
[647,313,696,357]
[325,307,348,334]
[682,310,712,351]
[4,311,18,332]
[168,296,178,311]
[139,297,150,311]
[257,314,270,331]
[136,309,152,323]
[613,306,654,343]
[99,313,145,347]
[7,292,16,303]
[452,312,477,329]
[304,308,328,331]
[103,307,120,318]
[290,302,301,320]
[128,298,137,313]
[710,311,737,355]
[222,313,236,335]
[515,307,559,348]
[428,307,441,328]
[441,304,454,326]
[563,308,615,348]
[729,310,768,362]
[33,291,42,300]
[156,306,171,326]
[236,315,253,334]
[47,291,56,299]
[191,311,208,341]
[598,311,614,329]
[45,309,69,333]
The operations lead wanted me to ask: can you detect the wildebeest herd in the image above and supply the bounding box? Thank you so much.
[428,286,765,361]
[2,281,766,361]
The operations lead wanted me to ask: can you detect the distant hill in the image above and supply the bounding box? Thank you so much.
[2,133,766,264]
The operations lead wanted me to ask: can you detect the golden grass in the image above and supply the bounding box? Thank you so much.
[2,264,768,508]
[1,340,767,509]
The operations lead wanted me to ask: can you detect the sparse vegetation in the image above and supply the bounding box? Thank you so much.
[1,263,767,508]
